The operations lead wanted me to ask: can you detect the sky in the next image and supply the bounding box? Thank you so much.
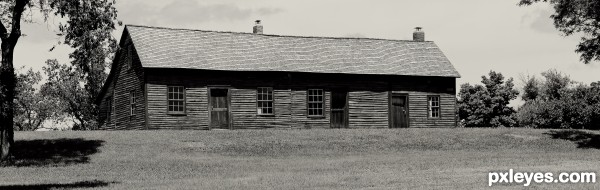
[12,0,600,103]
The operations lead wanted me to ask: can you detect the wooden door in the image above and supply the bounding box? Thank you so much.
[209,88,230,129]
[330,90,348,128]
[390,95,408,128]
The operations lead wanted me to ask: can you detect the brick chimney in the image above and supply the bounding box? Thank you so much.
[413,27,424,41]
[253,20,263,34]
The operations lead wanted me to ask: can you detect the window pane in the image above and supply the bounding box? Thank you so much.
[428,96,440,118]
[257,88,273,114]
[307,89,323,116]
[167,86,185,113]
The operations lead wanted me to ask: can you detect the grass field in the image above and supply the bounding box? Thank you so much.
[1,128,600,189]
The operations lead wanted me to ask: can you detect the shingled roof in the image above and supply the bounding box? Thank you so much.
[126,25,460,77]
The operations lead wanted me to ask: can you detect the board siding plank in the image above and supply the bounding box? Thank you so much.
[98,36,146,130]
[103,69,457,129]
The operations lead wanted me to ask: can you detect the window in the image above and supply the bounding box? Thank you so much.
[307,89,324,117]
[168,86,185,114]
[257,87,273,115]
[130,91,136,116]
[428,96,440,118]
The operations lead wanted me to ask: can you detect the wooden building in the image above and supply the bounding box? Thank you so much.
[96,22,461,130]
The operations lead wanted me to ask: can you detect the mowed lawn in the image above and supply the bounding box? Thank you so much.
[2,128,600,189]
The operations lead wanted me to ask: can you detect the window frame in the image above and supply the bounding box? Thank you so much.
[130,91,136,116]
[307,89,325,117]
[167,86,186,115]
[256,87,274,116]
[428,95,441,118]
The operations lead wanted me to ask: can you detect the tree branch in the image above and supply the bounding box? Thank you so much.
[7,0,31,44]
[0,21,7,40]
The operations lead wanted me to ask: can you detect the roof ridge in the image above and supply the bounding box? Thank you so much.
[125,24,433,43]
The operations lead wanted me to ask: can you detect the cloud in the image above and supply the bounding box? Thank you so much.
[117,1,283,26]
[522,8,558,34]
[161,2,252,23]
[117,2,160,26]
[256,7,284,16]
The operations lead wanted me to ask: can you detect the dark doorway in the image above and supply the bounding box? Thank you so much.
[390,94,409,128]
[330,90,349,128]
[209,88,230,129]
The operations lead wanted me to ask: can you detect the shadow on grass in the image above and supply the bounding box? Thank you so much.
[0,180,116,190]
[545,130,600,149]
[6,138,104,167]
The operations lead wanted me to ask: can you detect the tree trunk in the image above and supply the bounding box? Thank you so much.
[0,40,16,161]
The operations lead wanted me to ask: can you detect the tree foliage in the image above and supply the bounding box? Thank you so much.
[42,0,119,130]
[539,69,571,100]
[517,70,600,129]
[458,71,520,127]
[46,0,119,111]
[521,75,539,101]
[13,67,60,131]
[41,59,94,130]
[519,0,600,63]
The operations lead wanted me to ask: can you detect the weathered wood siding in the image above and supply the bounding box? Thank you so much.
[146,83,208,129]
[98,32,146,130]
[231,88,294,129]
[391,77,457,127]
[143,70,456,129]
[145,71,294,129]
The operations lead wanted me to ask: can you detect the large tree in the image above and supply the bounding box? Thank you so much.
[0,0,118,161]
[519,0,600,63]
[458,71,520,127]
